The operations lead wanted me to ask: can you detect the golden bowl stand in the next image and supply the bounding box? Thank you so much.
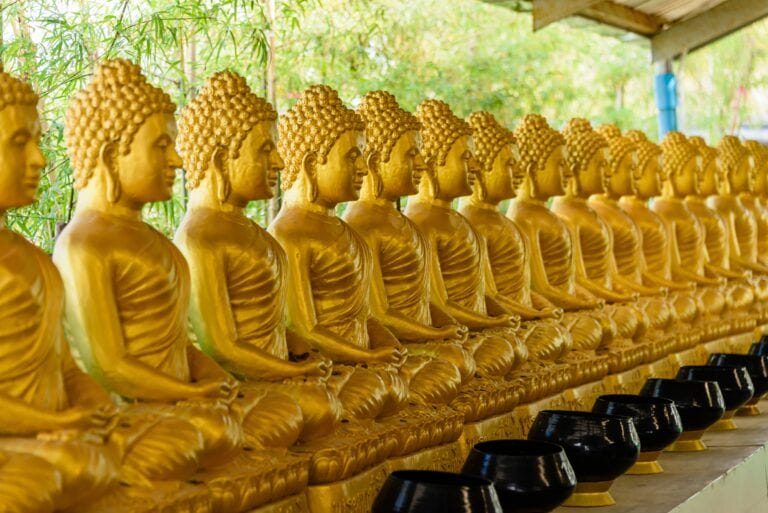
[563,480,616,507]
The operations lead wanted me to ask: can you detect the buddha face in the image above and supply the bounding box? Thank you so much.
[531,144,567,199]
[728,157,751,195]
[379,130,424,200]
[606,151,637,198]
[227,121,284,204]
[484,144,516,204]
[314,129,366,206]
[634,155,662,200]
[578,147,608,197]
[751,160,767,197]
[671,156,700,197]
[0,105,45,209]
[113,112,181,205]
[434,135,474,200]
[697,159,720,197]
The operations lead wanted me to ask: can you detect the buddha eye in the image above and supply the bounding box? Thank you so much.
[11,132,29,146]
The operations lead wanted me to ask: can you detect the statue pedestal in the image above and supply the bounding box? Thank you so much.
[305,463,389,513]
[556,413,768,513]
[386,440,463,473]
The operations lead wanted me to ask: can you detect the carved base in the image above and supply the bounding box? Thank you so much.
[458,410,519,458]
[562,480,616,507]
[627,451,663,475]
[385,440,463,473]
[305,463,388,513]
[666,430,707,452]
[245,494,307,513]
[561,379,606,412]
[602,365,650,395]
[80,481,212,513]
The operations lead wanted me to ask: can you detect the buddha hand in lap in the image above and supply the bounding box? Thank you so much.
[343,92,515,421]
[270,85,463,457]
[52,60,307,511]
[0,66,123,511]
[709,136,768,306]
[686,137,755,321]
[458,111,575,397]
[506,114,615,378]
[654,132,731,337]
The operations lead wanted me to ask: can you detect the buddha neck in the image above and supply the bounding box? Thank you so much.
[461,187,501,212]
[686,195,706,205]
[74,184,143,222]
[358,177,398,209]
[187,176,246,216]
[620,195,646,207]
[281,183,335,216]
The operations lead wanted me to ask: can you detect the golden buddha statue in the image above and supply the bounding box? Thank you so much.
[174,72,393,489]
[686,136,755,319]
[654,132,731,340]
[53,60,308,513]
[343,92,514,422]
[709,136,768,283]
[617,130,701,348]
[269,85,463,467]
[743,140,768,267]
[0,65,121,512]
[550,119,655,369]
[506,114,613,379]
[457,111,584,392]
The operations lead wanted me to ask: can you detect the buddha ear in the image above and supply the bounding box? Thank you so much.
[366,151,384,198]
[302,152,319,203]
[211,147,231,204]
[99,141,121,204]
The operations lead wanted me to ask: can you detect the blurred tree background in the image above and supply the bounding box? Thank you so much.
[1,0,767,250]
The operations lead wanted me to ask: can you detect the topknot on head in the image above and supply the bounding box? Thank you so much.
[660,131,697,179]
[0,66,39,113]
[745,140,768,172]
[357,90,420,164]
[466,111,515,173]
[513,114,565,174]
[278,84,363,191]
[415,99,472,169]
[596,123,637,176]
[562,118,607,175]
[716,135,750,174]
[689,136,718,172]
[178,70,277,190]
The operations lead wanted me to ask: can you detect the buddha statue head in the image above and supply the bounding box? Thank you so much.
[596,123,639,199]
[717,135,752,196]
[415,99,476,202]
[745,140,768,198]
[356,90,424,202]
[0,65,45,211]
[562,118,609,198]
[278,85,365,209]
[690,136,722,197]
[65,59,180,209]
[512,113,568,201]
[466,111,518,205]
[178,71,283,207]
[660,131,700,198]
[626,130,662,200]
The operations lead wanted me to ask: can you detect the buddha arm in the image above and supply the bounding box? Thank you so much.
[568,222,634,302]
[184,242,313,380]
[642,270,692,290]
[525,227,600,310]
[0,393,75,435]
[723,211,768,274]
[281,242,390,364]
[62,349,113,408]
[479,245,542,320]
[705,262,749,280]
[667,221,722,285]
[55,246,207,401]
[603,228,662,296]
[426,235,511,329]
[367,238,451,341]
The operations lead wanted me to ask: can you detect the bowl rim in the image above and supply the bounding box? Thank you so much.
[388,470,494,489]
[678,364,746,373]
[537,409,633,422]
[595,394,675,406]
[471,439,565,457]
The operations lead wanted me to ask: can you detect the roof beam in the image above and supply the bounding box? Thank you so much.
[579,2,664,36]
[652,0,768,62]
[532,0,602,31]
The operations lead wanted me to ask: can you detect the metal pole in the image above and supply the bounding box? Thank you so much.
[654,60,678,138]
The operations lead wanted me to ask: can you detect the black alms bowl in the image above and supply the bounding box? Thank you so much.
[372,470,502,513]
[639,378,725,431]
[592,394,682,453]
[527,410,639,484]
[708,354,768,400]
[676,365,754,412]
[750,341,768,357]
[462,440,576,513]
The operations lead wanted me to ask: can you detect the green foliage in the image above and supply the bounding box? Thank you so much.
[1,0,767,250]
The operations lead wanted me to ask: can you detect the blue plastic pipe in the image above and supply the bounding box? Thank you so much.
[654,70,678,137]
